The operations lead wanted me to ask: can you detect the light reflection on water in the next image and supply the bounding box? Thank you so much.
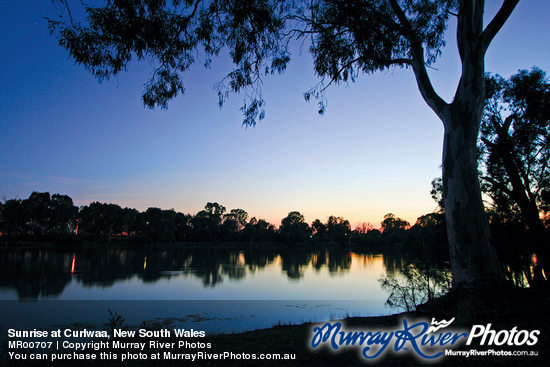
[0,247,403,301]
[0,246,406,333]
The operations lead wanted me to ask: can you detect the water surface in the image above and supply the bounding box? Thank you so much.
[0,246,407,333]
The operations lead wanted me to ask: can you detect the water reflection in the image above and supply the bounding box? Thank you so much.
[502,251,547,288]
[0,246,395,301]
[0,250,73,299]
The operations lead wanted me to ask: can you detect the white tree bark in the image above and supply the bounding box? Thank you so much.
[404,0,519,288]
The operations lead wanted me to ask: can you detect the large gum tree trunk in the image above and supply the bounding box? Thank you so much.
[440,20,506,287]
[442,107,506,288]
[408,0,517,290]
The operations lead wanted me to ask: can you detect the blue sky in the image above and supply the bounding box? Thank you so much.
[1,1,550,228]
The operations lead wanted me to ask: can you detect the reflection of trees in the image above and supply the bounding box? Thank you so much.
[279,249,313,280]
[0,249,72,299]
[77,248,146,287]
[243,249,278,274]
[1,246,492,301]
[279,248,354,280]
[311,250,328,271]
[379,249,406,276]
[223,252,245,280]
[183,250,225,287]
[353,252,384,267]
[327,250,351,274]
[499,250,543,288]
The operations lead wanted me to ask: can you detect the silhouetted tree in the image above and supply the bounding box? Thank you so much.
[326,215,351,244]
[311,219,328,242]
[174,212,193,242]
[220,217,240,241]
[140,207,176,243]
[191,210,213,241]
[0,201,3,236]
[479,68,550,233]
[0,199,24,241]
[225,208,249,229]
[352,222,378,245]
[355,222,375,234]
[381,213,410,233]
[242,217,276,244]
[221,208,248,241]
[49,0,521,288]
[409,212,448,258]
[22,192,53,236]
[78,202,124,242]
[415,212,445,228]
[119,207,140,236]
[191,202,227,241]
[204,202,226,217]
[49,194,78,235]
[279,211,312,245]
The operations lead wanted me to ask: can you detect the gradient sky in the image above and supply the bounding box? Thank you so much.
[2,1,550,228]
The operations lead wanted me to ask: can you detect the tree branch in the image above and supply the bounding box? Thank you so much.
[502,114,514,131]
[481,136,497,149]
[387,0,449,120]
[481,0,520,53]
[536,159,550,196]
[481,175,514,197]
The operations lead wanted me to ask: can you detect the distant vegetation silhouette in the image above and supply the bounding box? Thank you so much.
[1,192,443,248]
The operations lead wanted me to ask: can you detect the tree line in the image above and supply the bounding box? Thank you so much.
[0,191,441,246]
